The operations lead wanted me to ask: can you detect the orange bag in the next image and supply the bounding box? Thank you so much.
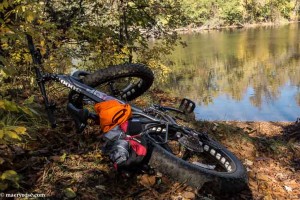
[94,100,132,133]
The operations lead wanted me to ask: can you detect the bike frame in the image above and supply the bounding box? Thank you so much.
[26,34,204,149]
[26,34,146,128]
[25,35,248,191]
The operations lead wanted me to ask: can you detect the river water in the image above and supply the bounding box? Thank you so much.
[165,24,300,121]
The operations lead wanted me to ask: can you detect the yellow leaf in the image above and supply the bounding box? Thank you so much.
[4,130,21,141]
[6,126,26,134]
[14,126,26,134]
[40,40,45,47]
[1,170,19,183]
[24,53,32,63]
[21,6,26,12]
[1,43,8,49]
[60,153,67,162]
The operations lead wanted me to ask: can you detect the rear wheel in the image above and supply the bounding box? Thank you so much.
[146,127,248,194]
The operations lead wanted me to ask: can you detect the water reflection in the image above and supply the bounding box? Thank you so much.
[165,24,300,121]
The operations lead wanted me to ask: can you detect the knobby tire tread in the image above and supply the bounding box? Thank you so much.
[149,142,248,194]
[82,63,154,101]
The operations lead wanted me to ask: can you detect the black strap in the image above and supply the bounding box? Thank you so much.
[112,109,127,124]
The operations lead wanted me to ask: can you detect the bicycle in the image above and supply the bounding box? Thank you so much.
[26,34,248,194]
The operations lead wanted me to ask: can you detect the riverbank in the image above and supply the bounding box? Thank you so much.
[141,90,300,199]
[22,111,300,199]
[1,88,299,199]
[174,20,300,34]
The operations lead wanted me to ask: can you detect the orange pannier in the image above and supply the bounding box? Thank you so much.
[94,99,132,133]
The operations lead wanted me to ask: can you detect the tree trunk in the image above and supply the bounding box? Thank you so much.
[293,0,300,20]
[118,0,132,63]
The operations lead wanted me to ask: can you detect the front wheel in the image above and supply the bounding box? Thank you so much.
[147,129,248,194]
[83,63,154,101]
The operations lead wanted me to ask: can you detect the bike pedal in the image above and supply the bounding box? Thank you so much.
[179,98,196,114]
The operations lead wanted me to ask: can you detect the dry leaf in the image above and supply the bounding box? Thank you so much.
[284,185,292,192]
[256,174,270,182]
[244,159,253,166]
[182,191,195,199]
[139,174,156,187]
[95,185,106,191]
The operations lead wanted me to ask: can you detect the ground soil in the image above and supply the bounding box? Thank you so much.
[2,89,300,200]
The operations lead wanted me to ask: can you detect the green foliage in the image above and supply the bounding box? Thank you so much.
[181,0,299,27]
[0,99,36,117]
[0,1,184,191]
[181,0,217,26]
[0,99,33,144]
[0,98,34,191]
[220,0,244,25]
[0,0,184,81]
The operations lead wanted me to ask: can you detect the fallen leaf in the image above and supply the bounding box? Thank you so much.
[64,188,76,198]
[156,172,163,178]
[264,193,273,200]
[139,174,156,187]
[256,174,270,182]
[95,185,106,190]
[50,156,61,162]
[182,191,195,199]
[284,185,292,192]
[244,159,253,166]
[50,153,66,163]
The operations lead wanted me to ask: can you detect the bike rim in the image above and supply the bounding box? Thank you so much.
[167,138,237,173]
[94,76,144,99]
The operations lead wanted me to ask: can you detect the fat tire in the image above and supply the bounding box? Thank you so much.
[83,63,154,101]
[148,141,248,194]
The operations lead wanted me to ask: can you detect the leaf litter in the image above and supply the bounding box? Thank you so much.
[1,90,300,199]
